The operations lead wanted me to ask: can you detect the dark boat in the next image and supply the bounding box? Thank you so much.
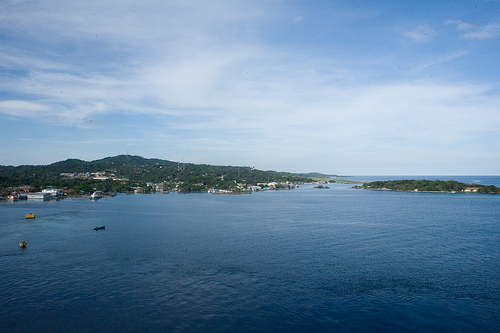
[93,226,105,230]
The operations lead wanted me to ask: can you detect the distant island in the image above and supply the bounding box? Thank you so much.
[4,155,497,198]
[0,155,318,197]
[357,179,500,194]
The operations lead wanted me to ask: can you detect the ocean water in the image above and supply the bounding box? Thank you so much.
[1,181,499,332]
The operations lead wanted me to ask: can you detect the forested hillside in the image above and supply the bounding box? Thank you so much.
[0,155,313,194]
[361,179,500,193]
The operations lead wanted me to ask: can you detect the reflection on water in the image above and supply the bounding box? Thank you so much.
[1,184,499,331]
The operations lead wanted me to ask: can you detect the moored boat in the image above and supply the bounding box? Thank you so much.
[90,191,102,200]
[7,193,19,201]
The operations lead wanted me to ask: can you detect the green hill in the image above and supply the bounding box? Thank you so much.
[361,179,500,194]
[0,155,313,194]
[296,172,341,178]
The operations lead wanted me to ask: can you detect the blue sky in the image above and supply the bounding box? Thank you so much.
[1,0,499,175]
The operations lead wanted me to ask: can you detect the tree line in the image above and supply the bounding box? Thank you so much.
[0,155,313,195]
[359,179,500,193]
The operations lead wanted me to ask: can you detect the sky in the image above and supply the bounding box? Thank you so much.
[1,0,499,175]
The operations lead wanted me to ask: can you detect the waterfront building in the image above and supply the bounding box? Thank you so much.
[28,192,51,200]
[42,187,60,197]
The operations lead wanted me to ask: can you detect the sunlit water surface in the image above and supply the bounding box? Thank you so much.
[1,182,499,332]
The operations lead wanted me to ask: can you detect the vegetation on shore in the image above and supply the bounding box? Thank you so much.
[0,155,314,195]
[4,155,496,196]
[357,179,500,194]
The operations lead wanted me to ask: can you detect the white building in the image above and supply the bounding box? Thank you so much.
[42,187,60,197]
[28,192,51,200]
[248,186,262,191]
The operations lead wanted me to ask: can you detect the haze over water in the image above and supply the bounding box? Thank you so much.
[1,181,499,332]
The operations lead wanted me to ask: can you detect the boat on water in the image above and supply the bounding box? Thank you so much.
[7,193,19,201]
[94,226,105,230]
[19,241,27,248]
[25,213,35,219]
[90,191,102,200]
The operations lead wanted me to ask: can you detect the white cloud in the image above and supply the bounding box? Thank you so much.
[404,24,435,42]
[464,23,500,39]
[445,19,472,30]
[1,1,499,173]
[408,49,468,72]
[0,100,48,116]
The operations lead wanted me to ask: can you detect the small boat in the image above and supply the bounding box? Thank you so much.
[25,213,35,219]
[7,193,19,201]
[20,241,27,248]
[93,226,105,230]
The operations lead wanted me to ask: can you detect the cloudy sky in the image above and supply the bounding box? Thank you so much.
[1,0,499,175]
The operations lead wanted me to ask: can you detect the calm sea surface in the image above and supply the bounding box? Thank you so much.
[1,179,499,332]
